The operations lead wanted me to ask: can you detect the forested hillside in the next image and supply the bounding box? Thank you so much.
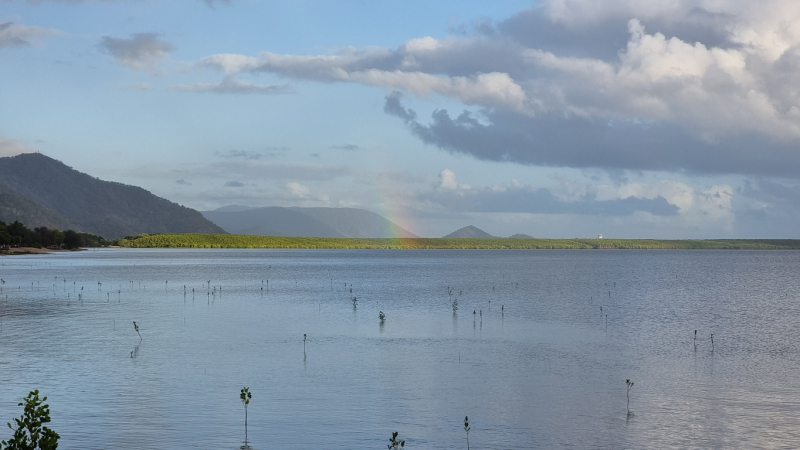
[0,153,224,238]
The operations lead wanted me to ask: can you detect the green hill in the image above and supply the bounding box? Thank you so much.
[0,153,224,238]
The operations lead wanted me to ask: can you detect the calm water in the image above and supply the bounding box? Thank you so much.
[1,249,799,449]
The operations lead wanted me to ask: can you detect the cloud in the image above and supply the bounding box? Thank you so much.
[215,149,279,160]
[417,176,679,216]
[122,82,153,91]
[438,168,469,191]
[0,138,36,157]
[198,46,528,111]
[329,144,360,151]
[172,78,293,95]
[286,181,310,197]
[175,179,191,185]
[224,180,245,187]
[201,0,231,8]
[99,33,173,72]
[195,1,800,176]
[383,94,800,177]
[0,22,59,48]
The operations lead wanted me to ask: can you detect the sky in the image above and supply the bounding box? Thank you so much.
[3,0,800,238]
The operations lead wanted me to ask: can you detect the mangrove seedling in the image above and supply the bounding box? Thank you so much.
[240,387,252,441]
[452,298,458,312]
[626,379,634,414]
[133,321,141,341]
[710,333,714,351]
[694,330,697,347]
[303,333,307,353]
[387,431,405,449]
[464,416,471,450]
[0,390,60,450]
[379,311,386,322]
[352,297,357,308]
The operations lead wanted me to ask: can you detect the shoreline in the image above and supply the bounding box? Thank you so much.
[0,247,85,256]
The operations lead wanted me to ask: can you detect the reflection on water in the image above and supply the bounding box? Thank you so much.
[1,248,800,449]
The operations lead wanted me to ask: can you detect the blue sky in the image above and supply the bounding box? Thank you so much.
[3,0,800,238]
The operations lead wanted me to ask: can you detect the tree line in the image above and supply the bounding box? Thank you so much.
[116,233,800,250]
[0,220,108,249]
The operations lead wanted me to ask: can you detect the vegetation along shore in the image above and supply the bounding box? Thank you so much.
[116,233,800,250]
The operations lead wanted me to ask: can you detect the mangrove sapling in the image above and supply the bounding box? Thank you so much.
[240,387,252,442]
[694,330,697,347]
[303,333,307,353]
[379,311,386,322]
[626,379,634,414]
[387,431,405,449]
[464,416,471,450]
[0,390,60,450]
[710,333,714,351]
[133,321,141,341]
[352,297,358,308]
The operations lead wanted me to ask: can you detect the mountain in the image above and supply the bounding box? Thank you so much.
[443,225,495,238]
[0,153,224,238]
[508,233,534,239]
[202,207,344,237]
[202,206,418,238]
[0,184,78,231]
[287,207,417,238]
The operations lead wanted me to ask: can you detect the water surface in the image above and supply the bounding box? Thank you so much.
[1,249,799,449]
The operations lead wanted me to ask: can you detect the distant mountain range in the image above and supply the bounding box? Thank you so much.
[0,153,538,241]
[443,225,496,238]
[202,205,418,238]
[441,226,535,238]
[0,153,224,238]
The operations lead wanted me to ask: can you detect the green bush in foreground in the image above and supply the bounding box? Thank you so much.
[1,390,59,450]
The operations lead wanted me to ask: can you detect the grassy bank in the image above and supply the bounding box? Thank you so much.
[115,234,800,250]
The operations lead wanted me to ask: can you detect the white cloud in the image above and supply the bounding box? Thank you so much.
[286,181,310,198]
[194,1,800,175]
[0,138,36,157]
[438,169,470,191]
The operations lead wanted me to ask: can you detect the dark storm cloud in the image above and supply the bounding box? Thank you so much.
[384,94,800,177]
[175,179,191,186]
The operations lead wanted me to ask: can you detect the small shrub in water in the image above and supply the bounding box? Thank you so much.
[1,390,60,450]
[626,379,634,414]
[240,387,252,441]
[387,431,405,449]
[464,416,471,450]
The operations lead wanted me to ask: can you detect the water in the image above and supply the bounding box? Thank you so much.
[1,249,799,449]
